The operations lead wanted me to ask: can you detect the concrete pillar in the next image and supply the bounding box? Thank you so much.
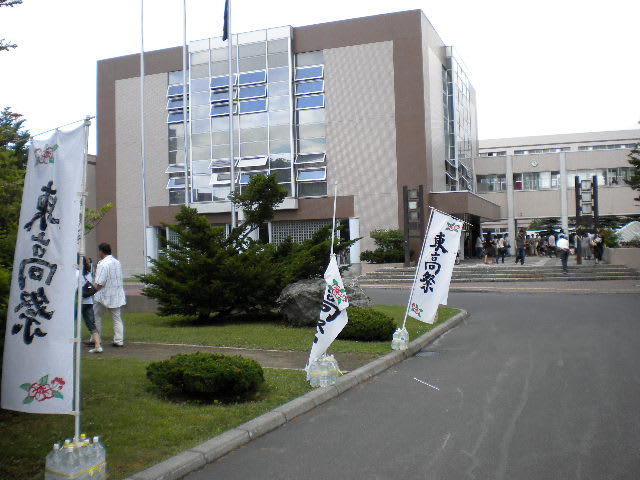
[505,155,516,254]
[348,217,361,270]
[559,152,569,233]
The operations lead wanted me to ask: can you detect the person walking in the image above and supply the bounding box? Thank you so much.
[514,229,526,265]
[475,235,483,258]
[557,232,570,273]
[484,234,496,264]
[548,232,556,257]
[593,230,605,265]
[93,242,127,347]
[78,257,103,353]
[496,235,506,263]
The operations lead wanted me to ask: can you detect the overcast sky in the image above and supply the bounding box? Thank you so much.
[1,0,638,154]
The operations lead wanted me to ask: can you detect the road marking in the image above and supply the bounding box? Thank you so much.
[413,377,440,390]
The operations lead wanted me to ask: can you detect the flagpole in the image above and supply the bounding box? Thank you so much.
[181,0,190,207]
[401,206,434,330]
[225,0,237,229]
[330,182,338,256]
[140,0,149,275]
[73,116,92,442]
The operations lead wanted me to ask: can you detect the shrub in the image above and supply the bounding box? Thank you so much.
[360,229,404,263]
[338,307,396,342]
[146,352,265,403]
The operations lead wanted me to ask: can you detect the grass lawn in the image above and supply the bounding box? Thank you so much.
[104,305,459,355]
[0,358,312,480]
[2,305,460,479]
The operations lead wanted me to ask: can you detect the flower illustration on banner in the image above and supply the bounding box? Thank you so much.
[34,144,58,165]
[411,302,423,317]
[20,375,65,404]
[329,279,348,305]
[445,222,461,233]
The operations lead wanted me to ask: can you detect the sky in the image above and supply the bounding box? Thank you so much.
[1,0,639,154]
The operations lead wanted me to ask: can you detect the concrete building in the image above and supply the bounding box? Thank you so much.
[476,130,640,242]
[95,10,499,276]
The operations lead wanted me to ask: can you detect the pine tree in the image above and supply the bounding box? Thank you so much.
[625,144,640,203]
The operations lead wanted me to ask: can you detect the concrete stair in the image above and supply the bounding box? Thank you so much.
[358,262,640,285]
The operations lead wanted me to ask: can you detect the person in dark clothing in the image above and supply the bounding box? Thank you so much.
[514,230,526,265]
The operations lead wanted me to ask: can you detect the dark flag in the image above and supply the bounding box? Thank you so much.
[222,0,229,41]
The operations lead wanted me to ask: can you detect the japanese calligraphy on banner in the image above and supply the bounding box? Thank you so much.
[407,210,463,324]
[308,255,349,366]
[2,125,85,414]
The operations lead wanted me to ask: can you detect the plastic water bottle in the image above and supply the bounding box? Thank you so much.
[44,443,62,479]
[92,436,107,479]
[391,328,409,350]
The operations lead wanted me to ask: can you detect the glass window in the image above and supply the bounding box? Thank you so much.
[297,168,326,182]
[297,94,324,110]
[211,60,237,76]
[187,91,206,106]
[238,70,267,85]
[268,109,290,126]
[212,185,231,200]
[268,95,290,112]
[210,103,237,117]
[211,75,236,89]
[212,145,233,159]
[166,177,186,189]
[239,112,269,129]
[210,90,236,103]
[268,139,291,154]
[165,164,186,174]
[168,123,184,138]
[191,146,210,161]
[239,85,267,100]
[168,137,184,151]
[298,123,325,139]
[211,116,231,132]
[296,51,324,67]
[269,124,290,141]
[268,67,289,83]
[268,39,288,54]
[296,80,324,95]
[271,169,291,184]
[239,55,267,72]
[513,173,523,191]
[295,153,325,165]
[210,159,232,169]
[191,63,209,79]
[240,126,268,143]
[298,181,327,197]
[211,172,231,184]
[239,170,268,185]
[167,84,187,97]
[295,65,323,81]
[169,150,184,164]
[211,47,231,62]
[168,71,185,85]
[192,174,212,189]
[191,160,210,175]
[267,52,289,68]
[269,155,291,168]
[238,29,266,44]
[298,137,326,154]
[237,156,268,168]
[268,82,289,97]
[551,171,560,188]
[191,51,209,64]
[239,42,265,58]
[167,112,184,123]
[169,189,186,205]
[191,104,210,120]
[297,108,325,124]
[523,172,540,190]
[239,98,268,114]
[191,77,210,92]
[167,98,185,110]
[191,119,209,134]
[240,140,268,157]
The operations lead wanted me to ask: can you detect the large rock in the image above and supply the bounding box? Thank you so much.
[277,277,371,327]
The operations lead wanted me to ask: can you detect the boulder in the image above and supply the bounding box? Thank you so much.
[277,277,371,327]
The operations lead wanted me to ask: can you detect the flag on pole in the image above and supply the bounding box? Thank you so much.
[222,0,229,40]
[308,255,349,364]
[1,125,85,414]
[407,210,463,324]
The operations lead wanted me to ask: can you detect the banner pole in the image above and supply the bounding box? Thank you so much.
[401,206,434,330]
[330,182,338,256]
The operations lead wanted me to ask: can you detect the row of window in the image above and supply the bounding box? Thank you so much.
[167,167,327,190]
[479,143,637,157]
[476,167,635,192]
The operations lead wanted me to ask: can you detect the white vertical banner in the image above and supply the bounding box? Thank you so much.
[308,255,349,364]
[1,125,85,414]
[407,210,463,324]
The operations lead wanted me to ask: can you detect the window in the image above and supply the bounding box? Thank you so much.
[296,51,324,67]
[210,103,237,117]
[165,164,186,174]
[238,71,267,85]
[237,156,268,168]
[167,98,186,110]
[167,84,188,97]
[295,65,323,81]
[166,177,186,189]
[239,85,267,100]
[513,173,523,190]
[523,172,540,190]
[476,174,506,193]
[296,94,324,110]
[297,168,326,182]
[210,75,237,89]
[239,170,267,185]
[295,80,324,95]
[295,153,325,165]
[167,112,185,123]
[298,182,327,197]
[210,90,236,103]
[210,172,231,184]
[239,98,268,114]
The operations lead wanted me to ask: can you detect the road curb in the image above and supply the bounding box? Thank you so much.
[124,309,469,480]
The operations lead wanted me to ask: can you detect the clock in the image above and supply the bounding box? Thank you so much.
[530,160,538,167]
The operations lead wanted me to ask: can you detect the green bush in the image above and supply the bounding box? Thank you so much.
[338,307,396,342]
[146,352,265,403]
[360,229,404,263]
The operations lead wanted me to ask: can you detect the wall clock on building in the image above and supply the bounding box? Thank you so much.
[530,160,538,167]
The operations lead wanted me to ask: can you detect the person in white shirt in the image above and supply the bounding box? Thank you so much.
[93,243,126,347]
[77,257,103,353]
[556,232,570,273]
